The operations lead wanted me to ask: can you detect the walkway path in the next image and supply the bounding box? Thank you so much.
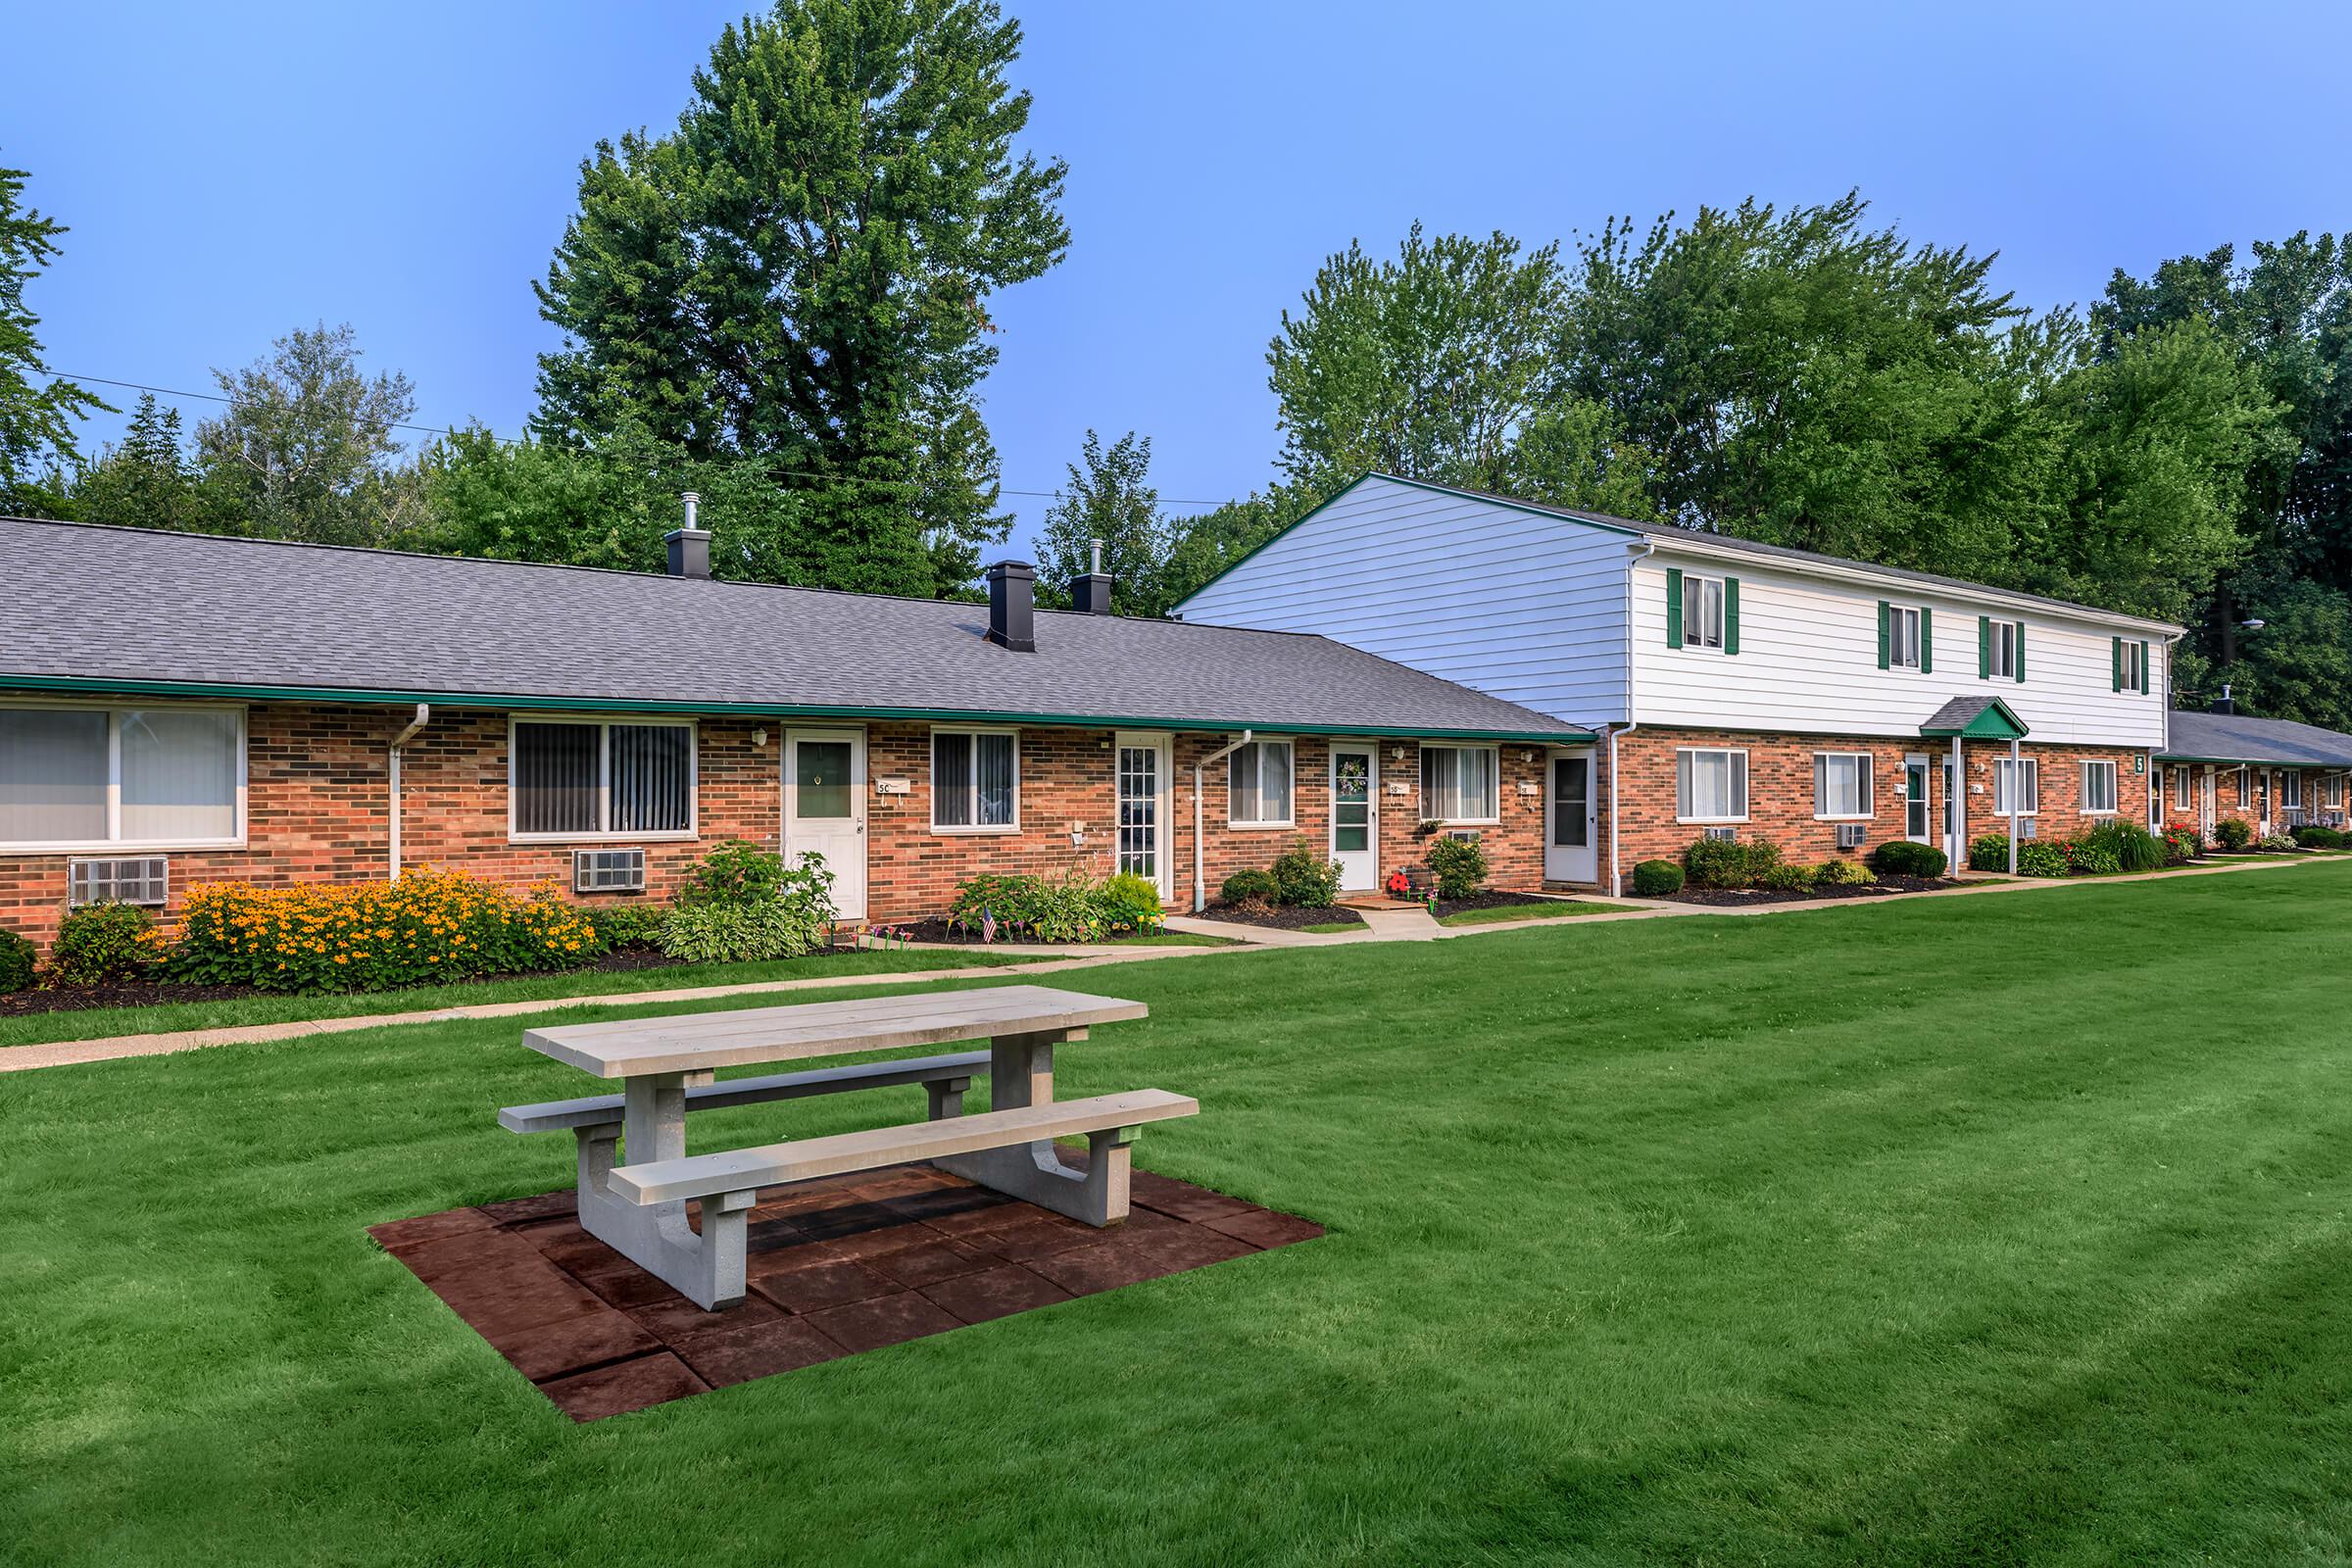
[8,853,2335,1075]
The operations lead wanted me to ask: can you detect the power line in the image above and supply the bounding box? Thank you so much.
[53,371,1241,511]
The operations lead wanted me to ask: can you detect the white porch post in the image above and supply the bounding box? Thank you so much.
[2007,736,2021,876]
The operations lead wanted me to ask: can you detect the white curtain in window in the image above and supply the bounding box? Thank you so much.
[120,710,238,841]
[1813,754,1871,817]
[1421,747,1497,819]
[0,709,108,843]
[1677,750,1747,819]
[1232,742,1291,824]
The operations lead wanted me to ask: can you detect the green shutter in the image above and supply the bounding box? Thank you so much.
[2112,637,2123,692]
[1979,616,1991,679]
[1665,566,1683,649]
[1877,602,1890,669]
[1921,607,1934,673]
[1724,577,1740,655]
[2014,621,2026,683]
[2138,639,2150,695]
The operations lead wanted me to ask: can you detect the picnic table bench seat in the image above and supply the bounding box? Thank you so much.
[496,1050,992,1135]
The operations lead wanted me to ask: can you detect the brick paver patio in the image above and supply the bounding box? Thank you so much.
[369,1159,1321,1420]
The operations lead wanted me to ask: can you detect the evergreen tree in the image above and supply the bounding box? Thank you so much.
[71,393,212,531]
[0,161,104,515]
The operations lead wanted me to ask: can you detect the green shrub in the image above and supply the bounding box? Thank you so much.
[1630,859,1684,896]
[2214,816,2253,852]
[1968,834,2011,872]
[1424,834,1490,900]
[674,839,787,907]
[1758,863,1816,893]
[1218,867,1280,906]
[1098,871,1167,933]
[2068,836,2122,875]
[2260,832,2296,852]
[590,902,670,950]
[1685,835,1782,890]
[1814,858,1876,887]
[1868,841,1949,878]
[1270,838,1344,907]
[0,927,35,993]
[946,867,1116,942]
[2018,841,2069,877]
[658,849,836,962]
[2294,825,2344,849]
[46,902,161,987]
[2082,819,2165,873]
[2161,825,2202,862]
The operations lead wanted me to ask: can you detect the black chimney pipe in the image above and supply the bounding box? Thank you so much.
[985,561,1036,651]
[1070,536,1113,614]
[665,491,710,579]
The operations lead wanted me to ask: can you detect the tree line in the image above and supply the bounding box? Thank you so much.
[0,0,2345,727]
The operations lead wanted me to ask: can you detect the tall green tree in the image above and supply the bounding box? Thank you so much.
[1034,429,1162,613]
[194,322,426,545]
[71,393,213,531]
[0,161,104,515]
[532,0,1069,596]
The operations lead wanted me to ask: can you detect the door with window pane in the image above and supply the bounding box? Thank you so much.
[1328,745,1378,891]
[784,728,865,918]
[1545,750,1596,883]
[1904,755,1932,844]
[1115,732,1173,899]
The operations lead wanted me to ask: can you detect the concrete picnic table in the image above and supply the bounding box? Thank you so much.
[498,984,1196,1309]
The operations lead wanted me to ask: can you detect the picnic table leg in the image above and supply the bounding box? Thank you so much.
[571,1070,751,1310]
[934,1028,1136,1227]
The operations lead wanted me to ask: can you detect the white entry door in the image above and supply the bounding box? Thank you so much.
[1329,744,1379,891]
[1114,731,1173,900]
[1545,749,1597,883]
[1904,755,1933,845]
[784,728,866,918]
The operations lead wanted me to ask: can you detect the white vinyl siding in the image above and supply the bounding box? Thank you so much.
[0,704,245,851]
[1812,753,1875,819]
[1994,757,2039,816]
[1676,748,1749,822]
[2082,760,2118,814]
[1419,745,1499,823]
[931,728,1019,831]
[511,718,695,842]
[1228,740,1295,827]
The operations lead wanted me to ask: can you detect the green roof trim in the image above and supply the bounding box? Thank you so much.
[0,672,1593,746]
[1920,696,2030,740]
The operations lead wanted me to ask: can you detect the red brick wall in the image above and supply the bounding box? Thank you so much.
[2157,761,2347,842]
[0,697,1550,947]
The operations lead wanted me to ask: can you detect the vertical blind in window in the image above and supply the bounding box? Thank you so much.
[2083,760,2117,813]
[611,724,691,833]
[1419,746,1498,820]
[932,731,1017,828]
[513,720,693,837]
[121,710,239,841]
[514,723,602,836]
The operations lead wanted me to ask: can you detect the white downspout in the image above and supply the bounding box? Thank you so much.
[2007,733,2021,876]
[1192,729,1252,911]
[1950,734,1964,870]
[1609,540,1658,898]
[388,703,430,880]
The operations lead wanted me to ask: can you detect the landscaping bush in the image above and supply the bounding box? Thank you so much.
[1630,859,1684,896]
[2082,819,2164,873]
[0,926,37,993]
[172,871,606,993]
[659,850,836,959]
[2294,825,2345,849]
[2068,836,2122,875]
[1868,841,1949,878]
[673,838,788,906]
[2161,825,2203,863]
[1424,834,1490,900]
[2260,832,2296,852]
[1098,871,1168,934]
[1271,837,1345,907]
[45,902,163,987]
[1758,863,1816,893]
[946,867,1132,943]
[1684,835,1782,890]
[1217,867,1280,907]
[1814,858,1877,888]
[2018,841,2070,877]
[1968,834,2011,872]
[589,902,670,950]
[2214,816,2253,852]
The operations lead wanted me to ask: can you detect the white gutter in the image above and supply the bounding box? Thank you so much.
[1607,540,1657,898]
[1192,729,1251,911]
[2007,734,2021,876]
[387,703,430,880]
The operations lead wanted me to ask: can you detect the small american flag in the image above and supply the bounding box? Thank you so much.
[981,907,997,945]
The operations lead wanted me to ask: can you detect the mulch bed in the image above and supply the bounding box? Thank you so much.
[1660,872,1959,906]
[1421,890,1579,920]
[369,1159,1321,1421]
[882,916,1159,947]
[1191,903,1368,932]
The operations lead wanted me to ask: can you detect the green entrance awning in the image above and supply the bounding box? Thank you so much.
[1919,695,2030,740]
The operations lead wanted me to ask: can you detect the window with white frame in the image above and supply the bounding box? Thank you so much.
[2119,640,2147,694]
[511,718,694,840]
[1676,748,1749,822]
[931,728,1018,830]
[2082,760,2118,814]
[2234,766,2250,807]
[2280,770,2303,809]
[1419,745,1499,822]
[2329,775,2345,809]
[0,705,243,849]
[2173,765,2193,810]
[1987,619,2020,679]
[1682,573,1726,651]
[1812,752,1875,819]
[1889,607,1923,670]
[1993,756,2039,816]
[1227,740,1294,827]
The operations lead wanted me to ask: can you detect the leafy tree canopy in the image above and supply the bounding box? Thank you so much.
[1034,429,1161,613]
[0,161,104,515]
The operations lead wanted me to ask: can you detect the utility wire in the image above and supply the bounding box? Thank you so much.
[53,371,1240,511]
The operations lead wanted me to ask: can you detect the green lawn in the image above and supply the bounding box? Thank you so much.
[8,866,2352,1565]
[1436,898,1620,927]
[0,947,1047,1052]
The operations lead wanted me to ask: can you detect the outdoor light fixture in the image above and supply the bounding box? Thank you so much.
[753,727,769,747]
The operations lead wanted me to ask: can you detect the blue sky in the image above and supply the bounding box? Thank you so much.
[11,0,2351,560]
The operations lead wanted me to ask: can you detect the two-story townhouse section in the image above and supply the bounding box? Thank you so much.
[1176,474,2181,894]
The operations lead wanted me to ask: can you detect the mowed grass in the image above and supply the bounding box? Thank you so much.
[6,865,2352,1566]
[1436,898,1620,926]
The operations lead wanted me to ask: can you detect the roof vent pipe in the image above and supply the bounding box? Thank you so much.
[665,492,711,579]
[1071,536,1114,615]
[2213,682,2234,715]
[985,560,1037,651]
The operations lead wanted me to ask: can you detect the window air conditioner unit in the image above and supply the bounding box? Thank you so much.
[1446,829,1482,843]
[69,857,170,907]
[1836,823,1867,850]
[573,848,647,894]
[1703,826,1738,843]
[2017,817,2038,841]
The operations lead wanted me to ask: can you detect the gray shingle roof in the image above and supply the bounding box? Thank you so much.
[2159,710,2352,767]
[1918,695,2028,736]
[0,517,1588,739]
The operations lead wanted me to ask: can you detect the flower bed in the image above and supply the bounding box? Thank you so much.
[1195,903,1368,932]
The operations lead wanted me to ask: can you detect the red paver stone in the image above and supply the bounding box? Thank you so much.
[893,1189,1022,1231]
[437,1260,614,1342]
[918,1264,1073,1325]
[492,1306,662,1384]
[866,1236,1002,1289]
[629,1293,783,1346]
[396,1227,547,1285]
[477,1190,578,1227]
[673,1317,847,1388]
[749,1258,897,1313]
[1129,1175,1255,1223]
[368,1207,496,1252]
[1026,1225,1255,1298]
[801,1290,962,1352]
[983,1213,1102,1261]
[579,1263,695,1312]
[1202,1208,1328,1249]
[541,1352,710,1422]
[810,1220,943,1263]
